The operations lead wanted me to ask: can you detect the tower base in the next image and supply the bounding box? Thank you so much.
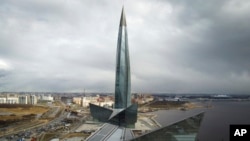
[89,103,138,128]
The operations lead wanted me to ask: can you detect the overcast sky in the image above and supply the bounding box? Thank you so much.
[1,0,250,94]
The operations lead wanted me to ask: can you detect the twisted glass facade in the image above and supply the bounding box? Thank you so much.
[89,6,137,128]
[115,7,131,109]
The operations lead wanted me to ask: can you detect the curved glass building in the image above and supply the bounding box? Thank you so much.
[114,6,131,109]
[89,6,137,127]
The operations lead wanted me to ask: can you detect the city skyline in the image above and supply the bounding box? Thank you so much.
[1,0,250,94]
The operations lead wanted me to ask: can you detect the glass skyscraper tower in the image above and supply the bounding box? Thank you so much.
[87,6,205,141]
[89,6,137,127]
[114,6,131,109]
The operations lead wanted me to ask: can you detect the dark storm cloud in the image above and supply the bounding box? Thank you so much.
[128,0,250,94]
[167,0,250,88]
[0,0,250,94]
[169,0,250,74]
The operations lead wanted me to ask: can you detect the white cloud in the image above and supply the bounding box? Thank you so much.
[0,59,11,70]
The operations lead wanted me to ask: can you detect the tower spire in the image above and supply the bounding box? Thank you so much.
[119,6,127,26]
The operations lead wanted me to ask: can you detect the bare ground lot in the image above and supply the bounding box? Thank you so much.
[0,104,49,121]
[139,101,204,113]
[0,104,49,131]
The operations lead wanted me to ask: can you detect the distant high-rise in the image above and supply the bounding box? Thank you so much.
[114,6,131,109]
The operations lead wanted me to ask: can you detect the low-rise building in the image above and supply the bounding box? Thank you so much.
[39,94,54,101]
[81,95,114,108]
[73,97,82,105]
[82,96,99,107]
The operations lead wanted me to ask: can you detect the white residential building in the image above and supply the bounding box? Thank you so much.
[6,97,19,104]
[40,94,54,101]
[19,95,28,104]
[0,97,6,104]
[0,94,38,105]
[30,95,37,104]
[81,95,114,108]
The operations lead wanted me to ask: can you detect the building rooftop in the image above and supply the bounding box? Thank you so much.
[86,110,204,141]
[86,123,134,141]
